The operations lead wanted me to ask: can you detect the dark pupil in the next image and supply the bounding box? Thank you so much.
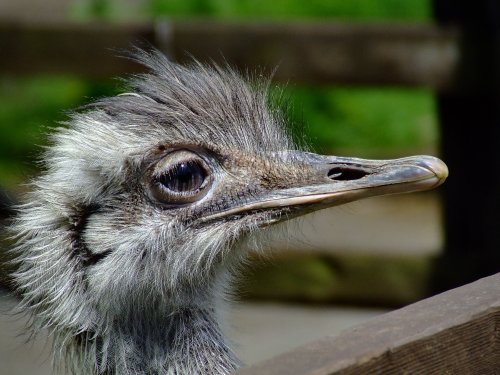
[159,161,205,193]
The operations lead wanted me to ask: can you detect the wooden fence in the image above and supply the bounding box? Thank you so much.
[237,272,500,374]
[0,20,459,89]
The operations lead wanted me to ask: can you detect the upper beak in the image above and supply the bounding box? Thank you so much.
[202,152,448,224]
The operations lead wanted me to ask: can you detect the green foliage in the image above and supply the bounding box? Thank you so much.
[147,0,431,21]
[71,0,114,20]
[0,76,117,188]
[281,86,438,155]
[240,252,433,306]
[70,0,431,21]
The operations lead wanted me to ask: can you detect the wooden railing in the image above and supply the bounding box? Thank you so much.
[0,20,459,89]
[237,272,500,374]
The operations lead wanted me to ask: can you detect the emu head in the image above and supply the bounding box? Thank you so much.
[11,51,447,373]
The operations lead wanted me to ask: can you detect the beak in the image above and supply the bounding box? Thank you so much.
[263,152,447,208]
[202,152,448,225]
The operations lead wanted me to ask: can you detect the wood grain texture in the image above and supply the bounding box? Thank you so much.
[236,272,500,374]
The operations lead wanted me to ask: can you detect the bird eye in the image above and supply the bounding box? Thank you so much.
[147,150,211,205]
[158,161,206,193]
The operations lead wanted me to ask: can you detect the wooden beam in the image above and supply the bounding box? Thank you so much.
[236,272,500,374]
[0,22,154,77]
[0,20,459,89]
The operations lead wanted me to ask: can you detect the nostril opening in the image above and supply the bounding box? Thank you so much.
[328,167,369,181]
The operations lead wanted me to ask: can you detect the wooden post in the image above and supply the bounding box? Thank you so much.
[432,0,500,292]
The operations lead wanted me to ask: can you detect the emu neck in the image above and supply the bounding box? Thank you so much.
[74,304,239,375]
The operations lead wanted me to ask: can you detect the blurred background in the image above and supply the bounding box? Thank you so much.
[1,0,499,374]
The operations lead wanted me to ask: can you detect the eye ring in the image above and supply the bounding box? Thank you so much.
[146,149,212,205]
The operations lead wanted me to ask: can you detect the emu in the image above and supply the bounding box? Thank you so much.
[10,50,448,374]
